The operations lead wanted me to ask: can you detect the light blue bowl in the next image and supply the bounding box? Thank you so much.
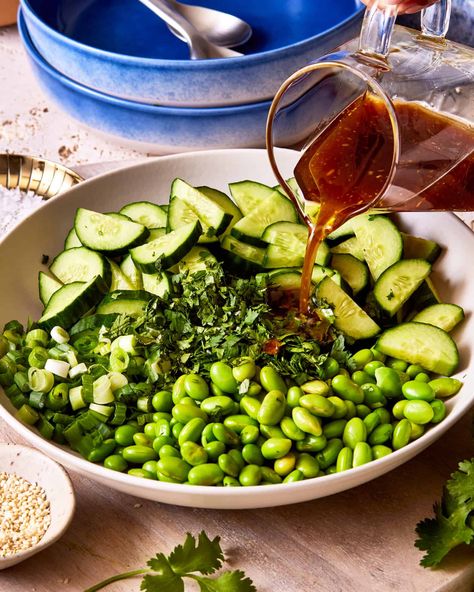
[19,10,273,153]
[20,0,364,107]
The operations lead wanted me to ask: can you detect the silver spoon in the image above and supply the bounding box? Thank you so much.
[166,0,252,48]
[138,0,245,59]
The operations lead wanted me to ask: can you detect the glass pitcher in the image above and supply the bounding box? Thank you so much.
[266,0,474,228]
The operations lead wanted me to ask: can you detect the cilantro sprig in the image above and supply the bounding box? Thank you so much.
[415,458,474,566]
[84,531,256,592]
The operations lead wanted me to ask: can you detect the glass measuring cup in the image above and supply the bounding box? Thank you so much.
[266,0,474,228]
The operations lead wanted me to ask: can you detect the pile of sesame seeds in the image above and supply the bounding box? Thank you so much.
[0,472,51,557]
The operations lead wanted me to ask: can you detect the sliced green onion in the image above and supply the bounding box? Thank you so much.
[74,334,98,354]
[29,391,46,410]
[78,411,102,431]
[13,371,30,393]
[46,383,70,410]
[94,341,111,356]
[137,412,155,426]
[44,358,70,378]
[69,385,87,411]
[52,412,74,425]
[5,383,21,398]
[93,375,114,404]
[111,334,139,355]
[25,328,49,348]
[76,434,96,458]
[0,369,14,387]
[28,368,54,393]
[81,374,94,403]
[28,346,49,369]
[0,336,10,357]
[16,403,39,425]
[4,320,23,334]
[51,326,70,344]
[37,416,54,439]
[109,348,130,373]
[63,421,83,447]
[137,395,153,413]
[66,350,79,368]
[0,355,16,374]
[110,401,127,425]
[107,371,128,392]
[9,392,28,409]
[3,329,22,345]
[89,403,114,419]
[69,363,88,379]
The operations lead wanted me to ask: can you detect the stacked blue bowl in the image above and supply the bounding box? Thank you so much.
[18,0,365,152]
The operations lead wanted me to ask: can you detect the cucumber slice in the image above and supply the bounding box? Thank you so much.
[267,270,302,291]
[64,227,82,249]
[38,272,62,307]
[401,233,441,263]
[220,235,265,275]
[70,313,119,336]
[330,236,365,262]
[177,246,217,275]
[96,290,154,317]
[146,228,167,242]
[39,276,108,331]
[263,240,330,269]
[169,179,232,239]
[109,260,134,291]
[316,277,380,341]
[353,215,403,280]
[229,180,283,215]
[327,216,360,243]
[197,186,243,235]
[412,303,464,332]
[50,247,112,287]
[120,255,143,290]
[231,193,298,246]
[330,254,369,296]
[311,265,337,285]
[262,221,307,247]
[130,221,202,274]
[119,201,167,229]
[75,208,149,255]
[142,272,171,298]
[375,322,459,376]
[374,259,431,316]
[106,212,133,222]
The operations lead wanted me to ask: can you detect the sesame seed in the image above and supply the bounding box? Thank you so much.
[0,472,51,557]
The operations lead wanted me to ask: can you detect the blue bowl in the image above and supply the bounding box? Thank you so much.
[19,10,273,153]
[20,0,364,107]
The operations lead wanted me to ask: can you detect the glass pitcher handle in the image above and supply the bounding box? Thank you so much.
[358,2,398,58]
[421,0,451,39]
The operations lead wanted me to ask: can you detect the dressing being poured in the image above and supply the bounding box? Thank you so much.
[293,93,474,314]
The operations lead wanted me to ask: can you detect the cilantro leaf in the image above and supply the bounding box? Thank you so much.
[168,531,224,576]
[193,570,257,592]
[141,554,184,592]
[415,458,474,566]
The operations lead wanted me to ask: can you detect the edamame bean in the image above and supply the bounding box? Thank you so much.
[406,364,425,379]
[142,460,158,476]
[128,468,155,479]
[322,419,347,439]
[144,422,157,439]
[373,407,390,424]
[363,411,381,435]
[402,381,435,402]
[349,349,373,370]
[180,441,208,466]
[240,424,260,444]
[242,444,264,466]
[159,444,180,459]
[260,466,283,484]
[200,396,235,417]
[296,434,327,453]
[212,423,240,447]
[232,358,256,382]
[152,390,173,412]
[157,471,181,484]
[178,417,206,446]
[286,386,303,408]
[429,377,462,398]
[210,362,238,394]
[292,407,323,437]
[154,418,171,438]
[239,464,262,486]
[218,453,240,477]
[104,454,128,472]
[204,440,226,460]
[300,380,331,396]
[316,438,343,469]
[320,357,339,379]
[296,453,320,478]
[356,404,371,419]
[283,469,304,483]
[240,396,261,420]
[114,424,138,446]
[343,417,367,449]
[210,382,225,397]
[201,423,216,446]
[327,396,347,419]
[223,476,241,487]
[352,442,373,467]
[158,457,191,482]
[344,400,356,419]
[430,399,446,424]
[361,384,386,408]
[392,399,408,420]
[326,466,337,475]
[88,439,116,463]
[415,372,430,383]
[364,360,385,377]
[352,371,375,386]
[260,366,287,394]
[172,375,187,404]
[372,444,392,459]
[392,418,412,450]
[133,433,153,447]
[375,367,402,399]
[368,423,393,445]
[336,447,353,472]
[386,359,408,372]
[224,414,258,433]
[172,403,208,424]
[280,416,306,441]
[152,435,174,454]
[172,422,184,440]
[403,400,434,425]
[300,394,335,418]
[247,382,262,397]
[261,438,292,460]
[122,445,158,464]
[153,412,172,423]
[331,375,364,404]
[257,390,286,425]
[228,448,245,471]
[370,348,385,362]
[274,452,297,476]
[409,422,425,440]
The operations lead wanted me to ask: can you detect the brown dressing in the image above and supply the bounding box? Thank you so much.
[294,93,474,314]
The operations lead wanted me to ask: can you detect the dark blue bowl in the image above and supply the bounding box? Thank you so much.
[20,0,364,106]
[19,9,275,152]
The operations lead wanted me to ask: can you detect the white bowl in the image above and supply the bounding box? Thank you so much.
[0,444,75,569]
[0,148,472,509]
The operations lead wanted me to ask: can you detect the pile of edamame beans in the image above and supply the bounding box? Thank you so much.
[100,348,462,485]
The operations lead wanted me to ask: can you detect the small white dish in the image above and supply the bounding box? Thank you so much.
[0,444,75,570]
